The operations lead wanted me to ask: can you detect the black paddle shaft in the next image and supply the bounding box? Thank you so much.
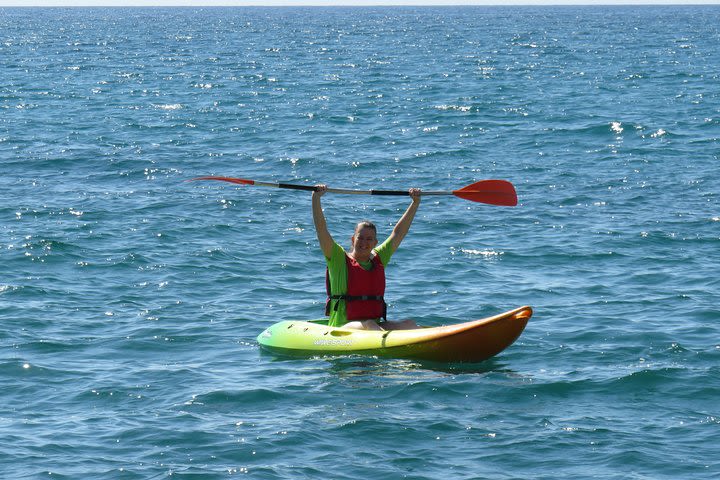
[276,183,318,192]
[370,190,409,196]
[276,183,411,196]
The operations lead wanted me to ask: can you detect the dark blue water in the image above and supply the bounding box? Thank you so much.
[1,6,719,479]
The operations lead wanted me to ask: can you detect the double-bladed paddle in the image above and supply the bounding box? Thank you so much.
[190,176,518,207]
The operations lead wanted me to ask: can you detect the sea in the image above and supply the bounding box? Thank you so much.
[1,5,719,479]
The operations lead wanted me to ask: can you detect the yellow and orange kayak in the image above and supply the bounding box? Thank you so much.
[257,306,532,363]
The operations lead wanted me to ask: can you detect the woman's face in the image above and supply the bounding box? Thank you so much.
[351,226,378,255]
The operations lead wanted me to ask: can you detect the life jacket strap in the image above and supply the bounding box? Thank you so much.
[325,295,387,320]
[329,294,384,301]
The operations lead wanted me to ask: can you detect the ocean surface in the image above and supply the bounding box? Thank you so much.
[1,5,719,479]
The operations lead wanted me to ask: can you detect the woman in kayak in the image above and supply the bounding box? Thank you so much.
[312,184,421,331]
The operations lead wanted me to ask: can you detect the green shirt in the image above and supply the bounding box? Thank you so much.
[326,238,394,327]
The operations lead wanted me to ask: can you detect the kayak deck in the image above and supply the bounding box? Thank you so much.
[257,306,532,363]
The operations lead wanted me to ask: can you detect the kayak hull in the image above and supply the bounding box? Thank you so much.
[257,306,532,363]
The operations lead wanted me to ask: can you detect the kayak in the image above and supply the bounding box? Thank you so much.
[257,306,532,363]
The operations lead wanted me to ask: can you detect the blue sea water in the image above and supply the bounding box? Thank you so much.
[1,5,719,478]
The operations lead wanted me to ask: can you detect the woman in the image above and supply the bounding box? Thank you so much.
[312,184,421,330]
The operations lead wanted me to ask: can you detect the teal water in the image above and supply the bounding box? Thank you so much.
[1,5,719,478]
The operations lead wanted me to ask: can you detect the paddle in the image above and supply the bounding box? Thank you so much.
[190,176,518,206]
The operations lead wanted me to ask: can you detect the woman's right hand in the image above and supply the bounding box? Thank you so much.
[313,184,328,197]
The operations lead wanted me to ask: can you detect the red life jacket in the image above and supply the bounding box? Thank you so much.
[326,254,387,321]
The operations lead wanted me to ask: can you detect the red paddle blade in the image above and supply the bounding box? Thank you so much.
[190,176,255,185]
[453,180,518,206]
